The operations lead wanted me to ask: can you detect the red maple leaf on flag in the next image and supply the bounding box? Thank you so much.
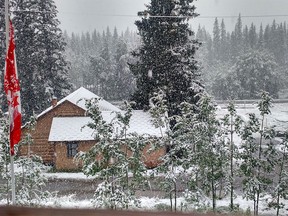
[4,20,22,156]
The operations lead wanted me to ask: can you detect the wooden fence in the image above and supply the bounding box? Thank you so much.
[0,206,220,216]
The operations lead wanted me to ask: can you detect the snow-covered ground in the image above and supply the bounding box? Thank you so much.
[1,178,283,216]
[217,102,288,133]
[29,166,288,216]
[1,102,288,215]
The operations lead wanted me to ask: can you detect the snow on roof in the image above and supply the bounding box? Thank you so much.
[37,87,121,118]
[48,110,166,142]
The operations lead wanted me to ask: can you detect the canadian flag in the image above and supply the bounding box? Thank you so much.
[4,20,21,156]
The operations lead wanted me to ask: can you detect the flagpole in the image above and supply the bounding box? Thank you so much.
[5,0,9,48]
[10,155,15,205]
[5,0,16,205]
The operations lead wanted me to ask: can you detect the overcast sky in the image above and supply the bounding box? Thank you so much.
[54,0,288,34]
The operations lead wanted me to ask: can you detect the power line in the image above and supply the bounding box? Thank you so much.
[53,11,288,19]
[0,9,54,14]
[57,13,288,19]
[198,14,288,19]
[1,9,288,19]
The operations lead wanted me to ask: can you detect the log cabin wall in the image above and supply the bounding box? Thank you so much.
[19,101,86,165]
[54,141,95,170]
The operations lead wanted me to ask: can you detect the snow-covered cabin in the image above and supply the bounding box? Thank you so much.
[19,87,166,170]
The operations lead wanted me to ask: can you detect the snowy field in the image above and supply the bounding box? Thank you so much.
[20,193,281,215]
[217,102,288,133]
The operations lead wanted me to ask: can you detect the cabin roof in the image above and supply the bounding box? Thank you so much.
[48,110,166,142]
[37,87,121,118]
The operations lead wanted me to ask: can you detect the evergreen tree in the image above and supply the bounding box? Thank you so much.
[209,62,236,100]
[91,29,101,53]
[130,0,203,117]
[232,50,279,99]
[243,25,249,50]
[273,23,286,65]
[263,24,270,49]
[88,55,106,95]
[230,31,238,62]
[220,19,228,61]
[257,24,264,49]
[112,27,119,53]
[11,0,71,120]
[248,23,257,49]
[0,0,6,110]
[212,18,221,61]
[195,19,288,100]
[114,39,135,100]
[67,27,135,99]
[65,33,84,88]
[234,14,243,55]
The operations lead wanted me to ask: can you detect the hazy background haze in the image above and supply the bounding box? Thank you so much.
[55,0,288,34]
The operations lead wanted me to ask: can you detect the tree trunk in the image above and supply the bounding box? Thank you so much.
[211,165,216,213]
[230,115,234,211]
[174,181,177,212]
[255,116,265,216]
[276,148,285,216]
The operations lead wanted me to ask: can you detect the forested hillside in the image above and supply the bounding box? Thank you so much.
[196,15,288,100]
[65,15,288,102]
[64,28,139,101]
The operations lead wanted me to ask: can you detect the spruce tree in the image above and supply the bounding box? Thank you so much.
[114,39,135,100]
[234,14,243,56]
[233,50,279,99]
[220,19,228,61]
[257,24,264,49]
[130,0,203,117]
[243,25,249,50]
[11,0,71,120]
[0,0,6,110]
[248,23,257,49]
[212,18,220,61]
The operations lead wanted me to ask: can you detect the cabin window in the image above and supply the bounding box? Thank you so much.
[67,142,78,158]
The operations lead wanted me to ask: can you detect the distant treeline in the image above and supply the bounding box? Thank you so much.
[196,15,288,100]
[64,17,288,101]
[64,27,139,101]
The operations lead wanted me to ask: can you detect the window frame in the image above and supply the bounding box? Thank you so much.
[66,141,78,158]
